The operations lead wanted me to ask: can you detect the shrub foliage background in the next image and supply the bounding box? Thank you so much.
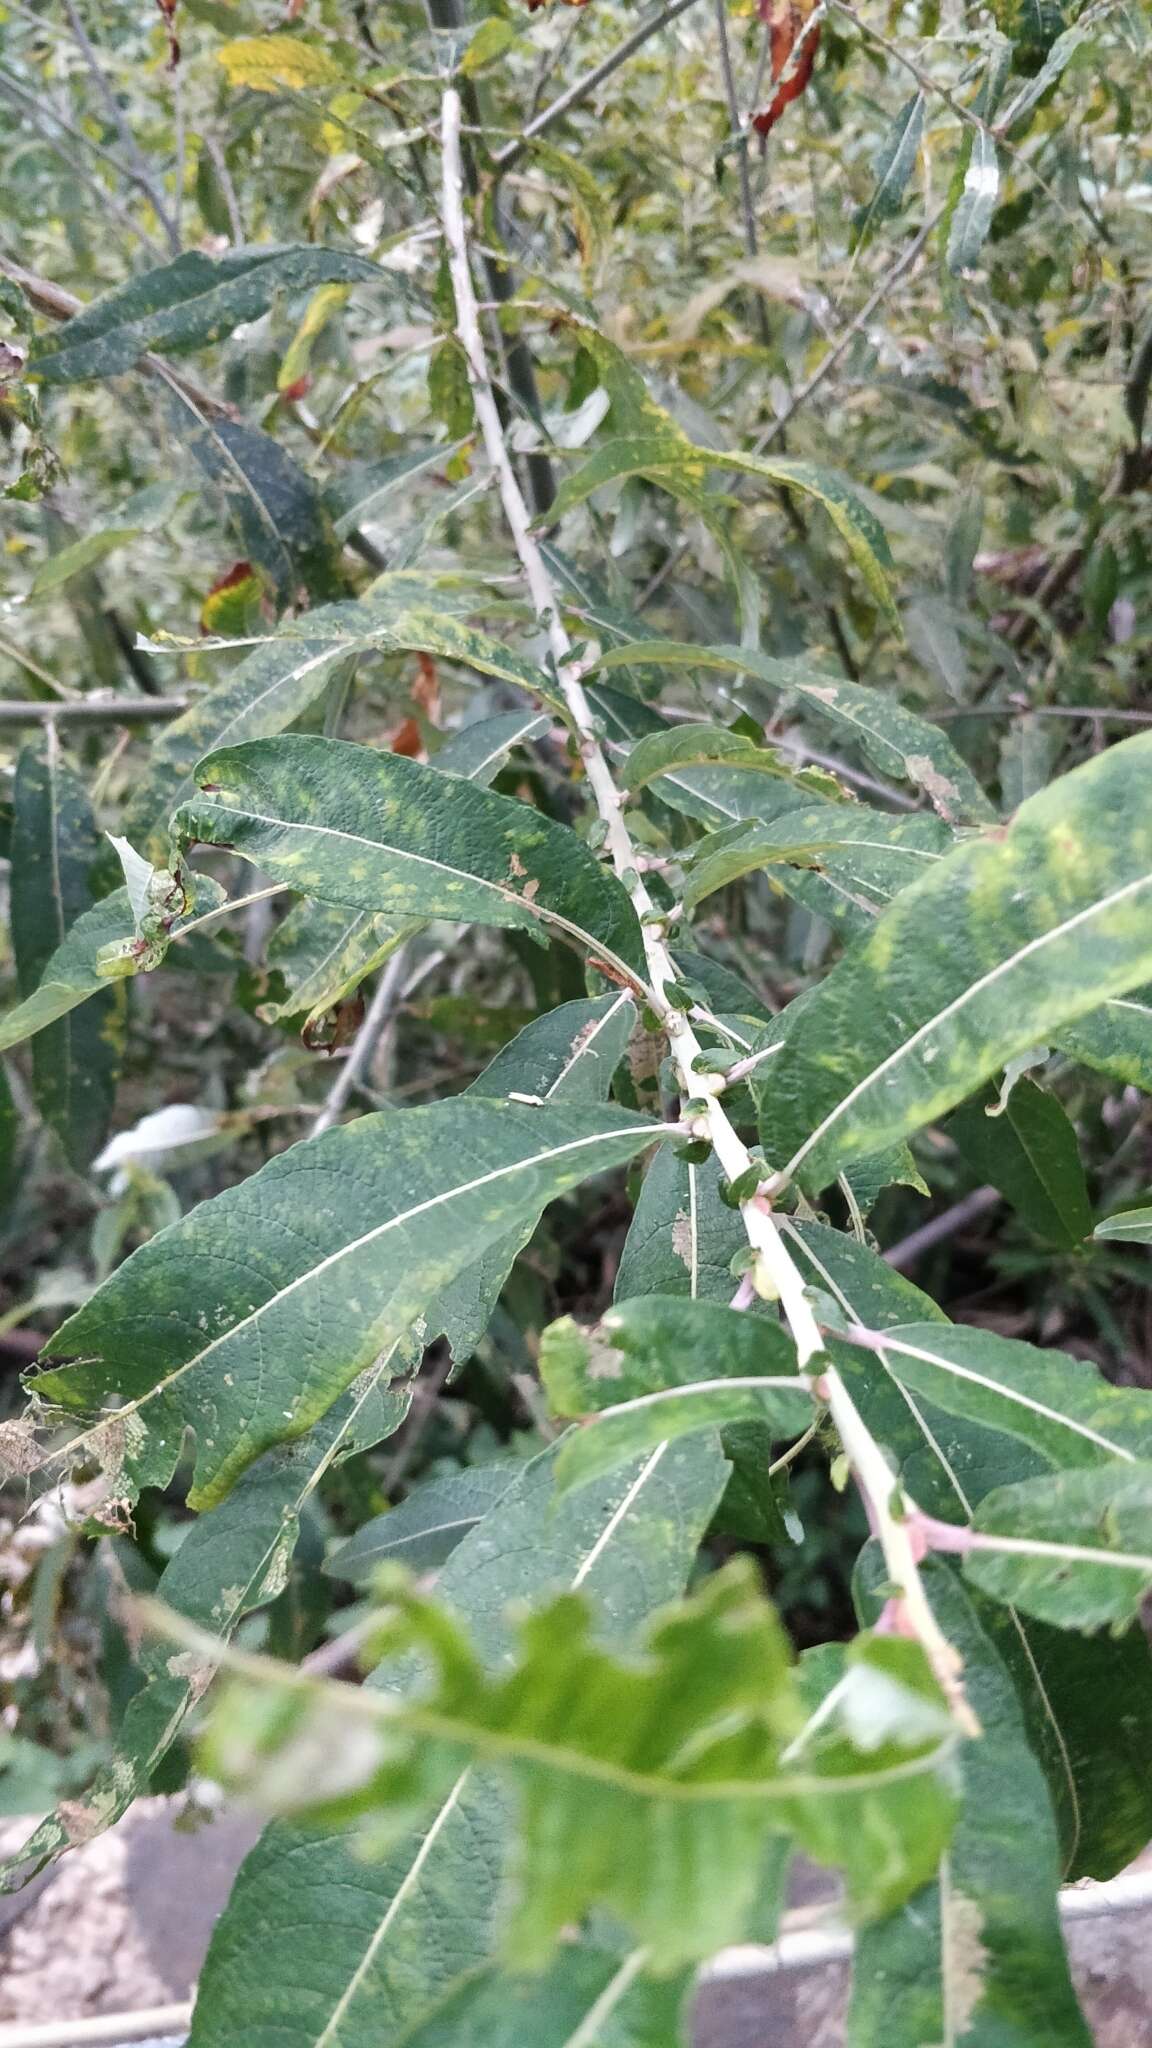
[1,0,1152,2041]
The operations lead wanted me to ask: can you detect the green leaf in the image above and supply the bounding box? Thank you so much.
[541,1297,810,1489]
[759,734,1152,1190]
[170,398,341,605]
[591,683,820,829]
[849,1562,1092,2048]
[1,1361,411,1894]
[964,1464,1152,1629]
[258,713,551,1028]
[394,1947,688,2048]
[30,247,380,384]
[175,735,646,982]
[28,526,140,596]
[947,1078,1093,1247]
[327,446,458,541]
[836,1321,1152,1474]
[30,1100,665,1510]
[541,320,896,618]
[10,738,123,1167]
[0,874,223,1056]
[615,1146,745,1305]
[188,1433,729,2047]
[200,1561,957,1966]
[128,625,359,845]
[1053,988,1152,1092]
[427,338,476,439]
[854,94,926,249]
[1094,1206,1152,1244]
[323,1466,516,1581]
[623,723,843,802]
[683,805,952,937]
[787,1220,1152,1879]
[947,131,1000,274]
[438,992,639,1369]
[592,641,994,822]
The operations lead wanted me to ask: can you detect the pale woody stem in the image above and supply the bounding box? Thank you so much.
[439,86,973,1729]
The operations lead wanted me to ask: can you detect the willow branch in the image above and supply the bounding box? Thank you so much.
[441,85,973,1730]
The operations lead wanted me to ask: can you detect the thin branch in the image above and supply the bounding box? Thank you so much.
[752,201,947,452]
[310,947,411,1137]
[493,0,706,171]
[60,0,180,250]
[713,0,759,264]
[884,1187,1002,1270]
[0,72,163,257]
[0,2005,195,2048]
[0,694,187,725]
[441,86,974,1733]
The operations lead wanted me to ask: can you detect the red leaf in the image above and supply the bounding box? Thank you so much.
[753,0,821,137]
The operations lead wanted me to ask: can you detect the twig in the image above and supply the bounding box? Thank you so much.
[442,85,974,1732]
[0,2006,193,2048]
[493,0,706,171]
[0,72,163,256]
[61,0,180,251]
[310,947,411,1137]
[0,694,188,725]
[884,1186,1001,1270]
[752,201,947,452]
[713,0,759,265]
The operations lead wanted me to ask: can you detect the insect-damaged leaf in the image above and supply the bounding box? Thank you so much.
[541,1296,810,1491]
[760,733,1152,1190]
[199,1561,956,1967]
[29,1100,665,1509]
[188,1434,729,2046]
[963,1463,1152,1631]
[1,1362,412,1894]
[175,734,646,982]
[0,875,224,1057]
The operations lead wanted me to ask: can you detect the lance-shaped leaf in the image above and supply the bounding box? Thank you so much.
[1,1360,411,1895]
[1054,987,1152,1092]
[947,131,1001,274]
[849,1562,1092,2048]
[1094,1207,1152,1244]
[759,733,1152,1190]
[183,421,341,605]
[31,1099,666,1510]
[786,1218,1152,1879]
[29,247,383,385]
[838,1322,1152,1474]
[324,1465,516,1582]
[0,873,223,1057]
[175,735,646,982]
[947,1078,1093,1247]
[591,682,819,829]
[622,723,843,803]
[542,1297,811,1490]
[616,1147,745,1306]
[854,94,926,249]
[10,736,123,1167]
[200,1561,956,1967]
[436,992,638,1368]
[683,806,952,932]
[260,708,550,1022]
[188,1434,729,2048]
[593,640,994,822]
[257,710,551,1027]
[963,1463,1152,1630]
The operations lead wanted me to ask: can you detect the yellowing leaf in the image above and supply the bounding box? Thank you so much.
[217,35,345,95]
